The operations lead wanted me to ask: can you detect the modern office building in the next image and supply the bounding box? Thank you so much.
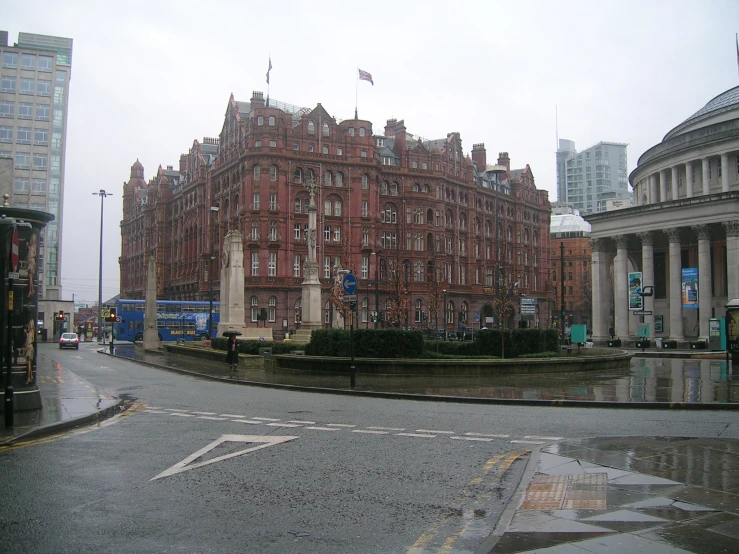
[587,85,739,345]
[0,31,73,306]
[556,139,629,215]
[120,91,553,337]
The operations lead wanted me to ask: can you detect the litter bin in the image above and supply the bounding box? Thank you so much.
[656,337,663,349]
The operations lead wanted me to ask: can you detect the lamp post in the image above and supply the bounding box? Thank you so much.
[443,289,447,340]
[93,189,112,343]
[208,206,220,338]
[371,251,379,329]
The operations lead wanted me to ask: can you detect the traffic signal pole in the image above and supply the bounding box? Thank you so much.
[560,242,566,344]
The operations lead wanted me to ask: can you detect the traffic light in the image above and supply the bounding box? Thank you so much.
[564,315,569,325]
[107,308,117,322]
[379,312,385,322]
[57,310,64,321]
[422,311,428,321]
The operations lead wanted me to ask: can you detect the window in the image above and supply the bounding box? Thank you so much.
[268,253,277,276]
[252,165,261,180]
[35,104,50,121]
[294,254,301,277]
[308,144,314,152]
[257,116,264,125]
[3,52,18,68]
[359,127,366,136]
[361,150,367,158]
[270,164,278,181]
[322,122,329,137]
[0,150,10,158]
[293,142,299,150]
[337,147,343,156]
[333,199,342,216]
[250,296,259,321]
[307,121,315,135]
[324,171,332,186]
[268,116,275,126]
[37,80,51,96]
[20,54,35,70]
[0,126,13,143]
[294,198,302,214]
[349,127,355,136]
[252,192,260,210]
[361,173,369,189]
[38,56,53,72]
[294,168,302,183]
[334,226,341,242]
[324,225,331,241]
[422,162,427,170]
[250,221,259,240]
[14,177,29,193]
[294,223,302,239]
[31,178,46,194]
[269,140,276,148]
[324,257,331,278]
[1,76,16,93]
[322,146,328,154]
[251,252,259,276]
[34,128,48,145]
[33,153,47,170]
[335,173,343,187]
[0,101,13,118]
[17,128,32,144]
[254,140,262,147]
[362,200,369,217]
[269,193,277,211]
[412,161,418,168]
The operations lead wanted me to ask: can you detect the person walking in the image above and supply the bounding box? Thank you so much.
[226,334,239,374]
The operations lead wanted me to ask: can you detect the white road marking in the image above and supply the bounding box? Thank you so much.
[326,423,356,428]
[266,423,303,428]
[251,417,280,421]
[143,410,167,414]
[220,414,245,418]
[465,432,510,438]
[368,426,405,431]
[452,436,493,442]
[147,406,162,409]
[511,440,546,445]
[170,413,195,417]
[524,435,563,440]
[197,416,227,421]
[396,433,436,438]
[352,430,390,435]
[151,434,298,480]
[230,420,262,425]
[164,408,189,412]
[305,426,342,431]
[192,411,217,415]
[417,429,454,434]
[288,420,316,425]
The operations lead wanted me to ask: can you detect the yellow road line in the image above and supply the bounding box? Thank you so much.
[407,450,529,554]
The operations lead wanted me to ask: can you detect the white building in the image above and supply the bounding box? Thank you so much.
[587,86,739,344]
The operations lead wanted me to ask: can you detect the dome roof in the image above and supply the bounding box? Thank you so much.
[665,86,739,139]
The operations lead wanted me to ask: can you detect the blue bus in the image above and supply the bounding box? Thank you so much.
[113,299,220,342]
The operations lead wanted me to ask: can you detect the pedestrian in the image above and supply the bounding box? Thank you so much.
[226,334,238,373]
[25,320,35,384]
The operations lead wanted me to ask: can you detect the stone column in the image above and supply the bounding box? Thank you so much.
[671,166,679,200]
[685,162,694,198]
[659,170,667,203]
[639,232,655,337]
[694,225,711,339]
[666,228,684,340]
[614,235,629,339]
[143,255,159,350]
[725,221,739,300]
[590,238,610,342]
[721,154,729,192]
[649,174,658,204]
[217,230,251,337]
[701,158,710,196]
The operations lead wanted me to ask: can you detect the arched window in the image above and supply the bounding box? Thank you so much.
[412,183,419,192]
[270,164,278,182]
[324,171,332,186]
[294,197,302,213]
[381,181,388,194]
[349,127,355,136]
[252,165,261,181]
[268,116,275,126]
[390,182,398,195]
[268,296,276,322]
[251,295,259,322]
[322,146,328,154]
[335,172,343,187]
[322,122,329,137]
[294,167,303,183]
[381,204,397,224]
[414,260,424,282]
[269,220,278,241]
[507,226,513,242]
[324,198,331,215]
[337,147,343,156]
[426,208,433,224]
[362,174,369,189]
[333,199,342,217]
[359,127,366,137]
[307,120,315,135]
[257,116,263,126]
[306,169,314,181]
[422,184,429,193]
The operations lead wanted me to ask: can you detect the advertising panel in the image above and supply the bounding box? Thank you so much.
[628,271,643,310]
[682,268,698,309]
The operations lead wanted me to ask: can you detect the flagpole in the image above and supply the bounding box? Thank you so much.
[355,68,359,120]
[267,52,271,107]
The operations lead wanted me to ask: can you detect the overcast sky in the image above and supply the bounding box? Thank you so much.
[4,0,739,305]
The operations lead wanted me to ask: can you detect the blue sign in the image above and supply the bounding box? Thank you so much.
[342,273,357,294]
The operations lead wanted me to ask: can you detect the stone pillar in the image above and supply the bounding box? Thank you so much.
[721,154,729,192]
[701,158,710,196]
[217,231,254,337]
[685,162,693,198]
[590,238,610,342]
[293,179,323,342]
[143,255,159,350]
[666,228,684,340]
[639,232,655,337]
[649,174,658,204]
[671,166,679,200]
[694,225,711,339]
[725,221,739,300]
[614,235,629,339]
[659,170,667,203]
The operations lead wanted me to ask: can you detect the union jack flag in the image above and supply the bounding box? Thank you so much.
[358,69,373,86]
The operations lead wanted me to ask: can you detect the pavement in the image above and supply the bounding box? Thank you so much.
[1,343,738,553]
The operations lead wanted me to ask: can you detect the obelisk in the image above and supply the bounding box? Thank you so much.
[217,230,256,337]
[292,178,322,342]
[143,255,159,349]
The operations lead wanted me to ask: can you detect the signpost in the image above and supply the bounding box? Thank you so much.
[632,310,652,316]
[341,273,358,388]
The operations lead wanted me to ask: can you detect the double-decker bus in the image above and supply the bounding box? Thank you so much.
[113,299,220,342]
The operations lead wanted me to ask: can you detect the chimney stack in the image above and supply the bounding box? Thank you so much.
[394,120,407,166]
[384,118,397,137]
[497,151,511,172]
[471,143,486,171]
[179,154,187,175]
[250,91,265,109]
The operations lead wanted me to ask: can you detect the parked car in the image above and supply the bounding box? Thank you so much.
[59,332,80,349]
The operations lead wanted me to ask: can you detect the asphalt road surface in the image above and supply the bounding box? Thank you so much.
[3,343,739,553]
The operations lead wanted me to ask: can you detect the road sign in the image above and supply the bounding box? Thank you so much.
[10,228,18,272]
[101,308,110,318]
[342,273,357,295]
[342,294,357,302]
[115,316,122,323]
[632,310,652,315]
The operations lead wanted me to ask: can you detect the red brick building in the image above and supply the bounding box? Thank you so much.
[120,91,553,336]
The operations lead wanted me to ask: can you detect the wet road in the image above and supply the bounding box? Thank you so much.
[2,342,739,553]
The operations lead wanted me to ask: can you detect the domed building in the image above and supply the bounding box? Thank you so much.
[587,86,739,345]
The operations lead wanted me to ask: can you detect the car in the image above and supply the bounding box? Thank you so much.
[59,332,80,349]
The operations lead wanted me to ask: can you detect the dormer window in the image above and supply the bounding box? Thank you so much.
[322,122,329,137]
[308,121,315,135]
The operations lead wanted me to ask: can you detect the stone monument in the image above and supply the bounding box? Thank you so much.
[143,255,159,350]
[292,178,323,342]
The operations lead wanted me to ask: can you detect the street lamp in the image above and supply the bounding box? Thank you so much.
[93,189,112,343]
[371,251,379,329]
[208,206,220,338]
[443,289,447,340]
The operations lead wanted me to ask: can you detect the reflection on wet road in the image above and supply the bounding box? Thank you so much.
[112,345,737,404]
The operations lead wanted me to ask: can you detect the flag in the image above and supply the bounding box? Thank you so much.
[736,34,739,79]
[266,57,272,85]
[358,68,373,86]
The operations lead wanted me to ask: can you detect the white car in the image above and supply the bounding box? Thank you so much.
[59,332,80,349]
